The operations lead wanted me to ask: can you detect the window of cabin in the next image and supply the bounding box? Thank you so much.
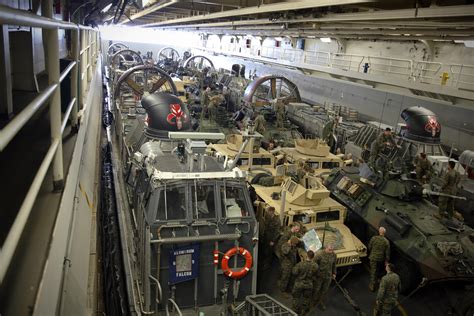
[156,185,187,221]
[322,161,339,169]
[316,210,340,222]
[220,185,250,218]
[191,183,216,219]
[253,157,272,166]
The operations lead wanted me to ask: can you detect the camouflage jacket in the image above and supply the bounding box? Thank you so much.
[254,114,266,133]
[442,168,461,194]
[264,214,281,244]
[200,90,209,106]
[368,235,390,262]
[375,133,396,149]
[377,271,401,303]
[415,158,432,173]
[292,260,319,289]
[314,249,336,278]
[280,243,298,267]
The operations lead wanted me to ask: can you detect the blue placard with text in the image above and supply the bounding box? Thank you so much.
[169,244,200,284]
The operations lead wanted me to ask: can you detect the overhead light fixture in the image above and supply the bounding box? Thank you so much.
[101,3,113,13]
[320,37,332,43]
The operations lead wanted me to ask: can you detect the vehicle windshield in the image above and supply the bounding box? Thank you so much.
[316,210,340,222]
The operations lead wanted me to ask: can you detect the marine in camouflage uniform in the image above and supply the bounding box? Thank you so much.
[414,152,432,183]
[278,236,299,292]
[375,263,401,316]
[262,207,281,270]
[369,128,396,166]
[313,245,337,310]
[200,87,210,120]
[292,250,319,315]
[368,227,390,291]
[208,94,223,122]
[275,99,286,128]
[438,160,461,217]
[275,223,304,258]
[253,112,266,135]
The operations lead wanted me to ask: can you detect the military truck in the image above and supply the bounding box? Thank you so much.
[252,169,367,267]
[277,138,347,176]
[207,133,276,173]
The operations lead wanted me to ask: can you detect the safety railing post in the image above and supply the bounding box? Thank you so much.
[42,0,64,190]
[87,30,92,82]
[80,29,87,108]
[70,29,79,129]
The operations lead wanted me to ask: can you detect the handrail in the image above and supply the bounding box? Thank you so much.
[61,98,77,134]
[213,43,474,88]
[0,58,78,151]
[166,298,183,316]
[0,6,100,285]
[0,83,57,151]
[0,138,60,282]
[0,5,94,30]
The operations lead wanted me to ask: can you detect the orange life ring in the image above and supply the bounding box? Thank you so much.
[221,247,253,279]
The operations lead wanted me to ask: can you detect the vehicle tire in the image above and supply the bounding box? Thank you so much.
[393,257,421,294]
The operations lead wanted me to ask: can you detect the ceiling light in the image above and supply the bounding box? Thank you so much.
[320,37,332,43]
[101,3,113,13]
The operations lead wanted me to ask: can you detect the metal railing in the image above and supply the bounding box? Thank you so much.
[450,63,474,90]
[211,43,474,89]
[0,4,99,283]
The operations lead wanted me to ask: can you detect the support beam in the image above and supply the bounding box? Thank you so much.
[0,25,13,118]
[70,29,79,129]
[120,0,179,24]
[143,0,374,27]
[42,0,64,190]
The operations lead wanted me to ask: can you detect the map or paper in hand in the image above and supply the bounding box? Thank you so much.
[302,228,322,252]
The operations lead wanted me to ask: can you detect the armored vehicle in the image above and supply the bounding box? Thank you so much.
[252,167,367,268]
[277,138,347,176]
[207,133,276,173]
[323,108,474,314]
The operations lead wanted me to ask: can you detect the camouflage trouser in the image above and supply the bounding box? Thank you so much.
[208,105,216,122]
[200,106,207,120]
[292,287,312,315]
[276,113,284,128]
[375,300,396,316]
[279,264,293,292]
[438,196,454,217]
[415,167,430,183]
[313,276,332,303]
[369,260,385,288]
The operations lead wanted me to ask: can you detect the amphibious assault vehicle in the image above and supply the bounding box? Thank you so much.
[324,108,474,315]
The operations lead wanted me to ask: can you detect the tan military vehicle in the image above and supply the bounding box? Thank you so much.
[254,169,367,267]
[207,133,276,172]
[278,139,348,176]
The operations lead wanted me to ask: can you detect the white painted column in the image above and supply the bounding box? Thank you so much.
[87,30,92,82]
[70,29,79,129]
[42,0,64,190]
[0,25,13,118]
